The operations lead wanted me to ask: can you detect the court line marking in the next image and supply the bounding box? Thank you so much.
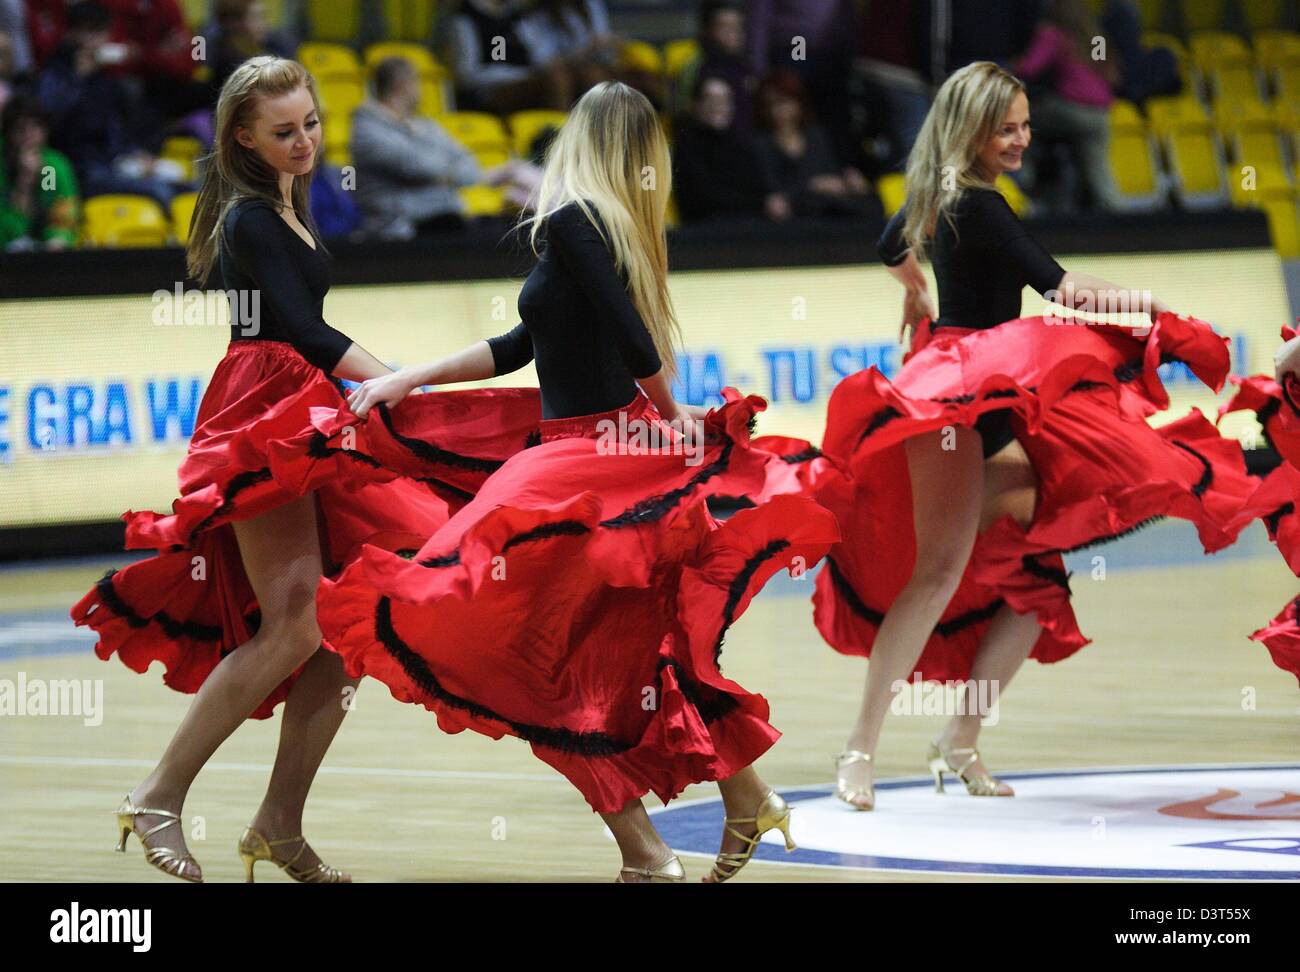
[0,753,567,785]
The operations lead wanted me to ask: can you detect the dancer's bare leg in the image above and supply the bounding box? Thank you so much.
[602,798,675,882]
[125,493,328,878]
[701,765,774,882]
[838,426,985,806]
[935,436,1042,790]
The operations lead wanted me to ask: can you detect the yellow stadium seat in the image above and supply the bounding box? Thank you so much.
[434,111,509,155]
[663,39,700,79]
[364,42,447,79]
[1261,194,1300,257]
[1226,162,1292,206]
[619,40,664,74]
[159,135,204,182]
[995,174,1029,215]
[1206,63,1261,100]
[317,80,364,163]
[508,110,566,158]
[305,0,361,42]
[179,0,207,29]
[875,172,906,217]
[1109,99,1147,136]
[83,195,170,248]
[297,43,363,83]
[381,0,438,42]
[473,148,510,169]
[1167,129,1228,204]
[1253,30,1300,74]
[1243,0,1287,31]
[419,78,449,116]
[171,191,199,245]
[666,192,680,228]
[1181,0,1230,34]
[1146,95,1211,136]
[1277,63,1300,103]
[1188,31,1251,71]
[1109,130,1162,198]
[1234,129,1290,176]
[459,185,506,217]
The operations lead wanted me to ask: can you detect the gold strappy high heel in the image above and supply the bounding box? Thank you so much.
[833,750,875,810]
[927,742,1013,797]
[113,793,202,883]
[238,827,352,883]
[706,790,796,883]
[615,855,686,883]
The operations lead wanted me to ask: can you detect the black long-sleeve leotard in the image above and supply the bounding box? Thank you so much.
[221,198,354,372]
[486,201,663,420]
[878,186,1066,456]
[877,186,1065,329]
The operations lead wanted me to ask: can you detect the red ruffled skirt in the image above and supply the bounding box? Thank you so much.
[774,312,1256,681]
[1219,328,1300,685]
[70,340,542,718]
[310,388,840,813]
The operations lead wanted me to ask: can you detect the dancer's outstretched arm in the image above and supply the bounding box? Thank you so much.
[346,340,499,418]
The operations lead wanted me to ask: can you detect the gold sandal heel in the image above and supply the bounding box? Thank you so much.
[112,793,202,882]
[237,826,351,883]
[616,855,685,883]
[926,742,1013,797]
[707,790,795,883]
[833,749,875,810]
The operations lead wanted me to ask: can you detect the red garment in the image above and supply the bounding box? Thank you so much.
[792,312,1255,682]
[24,0,65,67]
[70,340,542,718]
[1016,23,1114,108]
[310,388,840,813]
[25,0,194,79]
[1219,327,1300,685]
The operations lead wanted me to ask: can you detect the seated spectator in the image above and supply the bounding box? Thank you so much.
[0,93,79,250]
[0,0,34,83]
[520,0,664,107]
[442,0,571,112]
[35,1,190,207]
[672,73,788,224]
[755,71,876,219]
[0,30,18,113]
[747,0,859,169]
[349,57,541,240]
[1015,0,1124,212]
[207,0,296,95]
[670,1,758,136]
[1101,0,1181,105]
[854,0,929,172]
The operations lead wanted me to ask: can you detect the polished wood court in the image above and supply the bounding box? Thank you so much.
[1,521,1295,882]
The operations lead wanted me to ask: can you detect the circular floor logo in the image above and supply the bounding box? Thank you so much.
[649,764,1300,879]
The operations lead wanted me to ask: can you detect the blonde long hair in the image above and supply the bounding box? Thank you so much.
[901,61,1025,257]
[520,81,681,381]
[186,56,325,285]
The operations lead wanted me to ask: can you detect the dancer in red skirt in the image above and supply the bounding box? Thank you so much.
[1218,325,1300,685]
[314,81,839,882]
[70,57,539,882]
[803,62,1255,809]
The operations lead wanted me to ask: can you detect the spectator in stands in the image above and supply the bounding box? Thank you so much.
[1101,0,1181,104]
[442,0,571,112]
[922,0,1043,78]
[207,0,296,95]
[854,0,930,172]
[746,0,859,170]
[35,1,189,207]
[670,1,757,136]
[0,93,78,249]
[1014,0,1124,212]
[0,0,34,82]
[754,70,876,219]
[349,57,541,240]
[25,0,66,69]
[520,0,664,107]
[0,30,19,113]
[673,72,789,224]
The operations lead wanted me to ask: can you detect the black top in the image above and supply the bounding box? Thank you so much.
[672,117,777,222]
[877,187,1065,329]
[220,198,354,372]
[486,201,663,420]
